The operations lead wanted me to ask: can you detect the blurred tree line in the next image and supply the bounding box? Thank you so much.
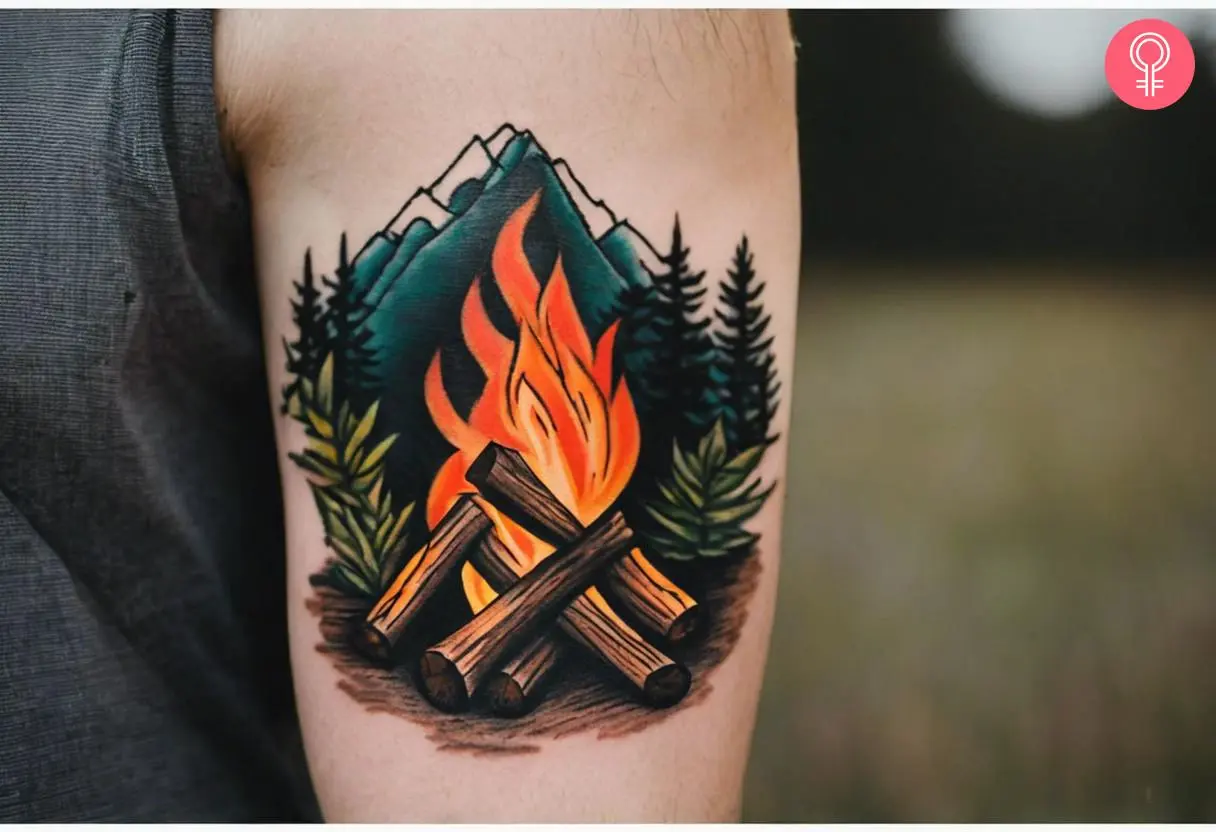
[793,11,1216,265]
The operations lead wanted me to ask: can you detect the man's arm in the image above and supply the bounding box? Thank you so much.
[218,10,800,821]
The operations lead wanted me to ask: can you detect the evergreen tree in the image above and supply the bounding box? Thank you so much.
[612,283,662,415]
[646,216,718,448]
[281,249,328,412]
[322,233,379,405]
[713,235,779,451]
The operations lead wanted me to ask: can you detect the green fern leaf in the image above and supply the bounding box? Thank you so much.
[640,422,775,561]
[700,419,729,472]
[289,452,341,486]
[299,376,316,407]
[703,487,772,526]
[672,440,703,488]
[656,479,699,513]
[710,529,758,553]
[306,408,333,439]
[341,506,375,572]
[360,434,397,475]
[711,445,765,497]
[330,488,361,509]
[345,400,379,462]
[327,533,361,568]
[316,354,334,414]
[644,503,700,543]
[286,361,412,598]
[383,502,413,553]
[333,562,372,596]
[336,402,352,443]
[352,467,380,492]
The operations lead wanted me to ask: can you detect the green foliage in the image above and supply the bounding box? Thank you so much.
[642,419,774,560]
[287,354,413,598]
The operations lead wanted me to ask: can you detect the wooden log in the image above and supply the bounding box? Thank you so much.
[419,511,633,712]
[483,634,563,717]
[356,496,490,662]
[466,443,703,642]
[605,553,703,644]
[471,530,566,720]
[472,532,691,715]
[468,531,568,716]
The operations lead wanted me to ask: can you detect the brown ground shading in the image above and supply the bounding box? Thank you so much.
[307,551,761,754]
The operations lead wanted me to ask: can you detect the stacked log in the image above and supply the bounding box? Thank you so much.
[355,442,698,716]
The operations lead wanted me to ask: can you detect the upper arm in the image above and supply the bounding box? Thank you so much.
[218,10,800,822]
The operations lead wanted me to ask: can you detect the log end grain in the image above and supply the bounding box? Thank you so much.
[351,625,391,664]
[419,650,471,713]
[643,663,692,708]
[666,604,705,645]
[485,674,531,718]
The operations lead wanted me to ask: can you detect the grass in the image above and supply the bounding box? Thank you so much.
[744,268,1216,821]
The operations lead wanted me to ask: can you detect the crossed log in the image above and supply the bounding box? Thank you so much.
[357,442,698,715]
[360,495,490,662]
[465,445,703,643]
[465,524,688,715]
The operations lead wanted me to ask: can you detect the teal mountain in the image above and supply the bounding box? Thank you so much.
[348,124,666,496]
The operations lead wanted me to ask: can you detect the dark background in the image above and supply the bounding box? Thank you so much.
[797,10,1216,263]
[744,10,1216,821]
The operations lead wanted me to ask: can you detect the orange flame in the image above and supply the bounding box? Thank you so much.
[424,190,641,611]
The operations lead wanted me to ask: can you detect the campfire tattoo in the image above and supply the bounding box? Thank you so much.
[283,125,780,749]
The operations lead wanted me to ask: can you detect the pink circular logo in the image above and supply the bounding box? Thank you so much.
[1105,18,1195,110]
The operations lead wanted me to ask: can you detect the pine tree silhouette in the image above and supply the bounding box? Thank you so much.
[646,215,718,448]
[612,283,662,414]
[714,235,779,450]
[322,233,379,405]
[281,249,328,412]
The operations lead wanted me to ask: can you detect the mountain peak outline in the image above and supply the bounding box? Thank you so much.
[376,123,658,261]
[353,122,669,374]
[351,124,668,323]
[381,126,515,238]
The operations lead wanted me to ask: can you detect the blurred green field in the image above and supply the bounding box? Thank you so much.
[744,268,1216,821]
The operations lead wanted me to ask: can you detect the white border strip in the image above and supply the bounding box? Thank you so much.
[6,1,1216,9]
[15,825,1203,830]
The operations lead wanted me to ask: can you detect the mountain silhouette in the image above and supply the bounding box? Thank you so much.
[349,124,663,500]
